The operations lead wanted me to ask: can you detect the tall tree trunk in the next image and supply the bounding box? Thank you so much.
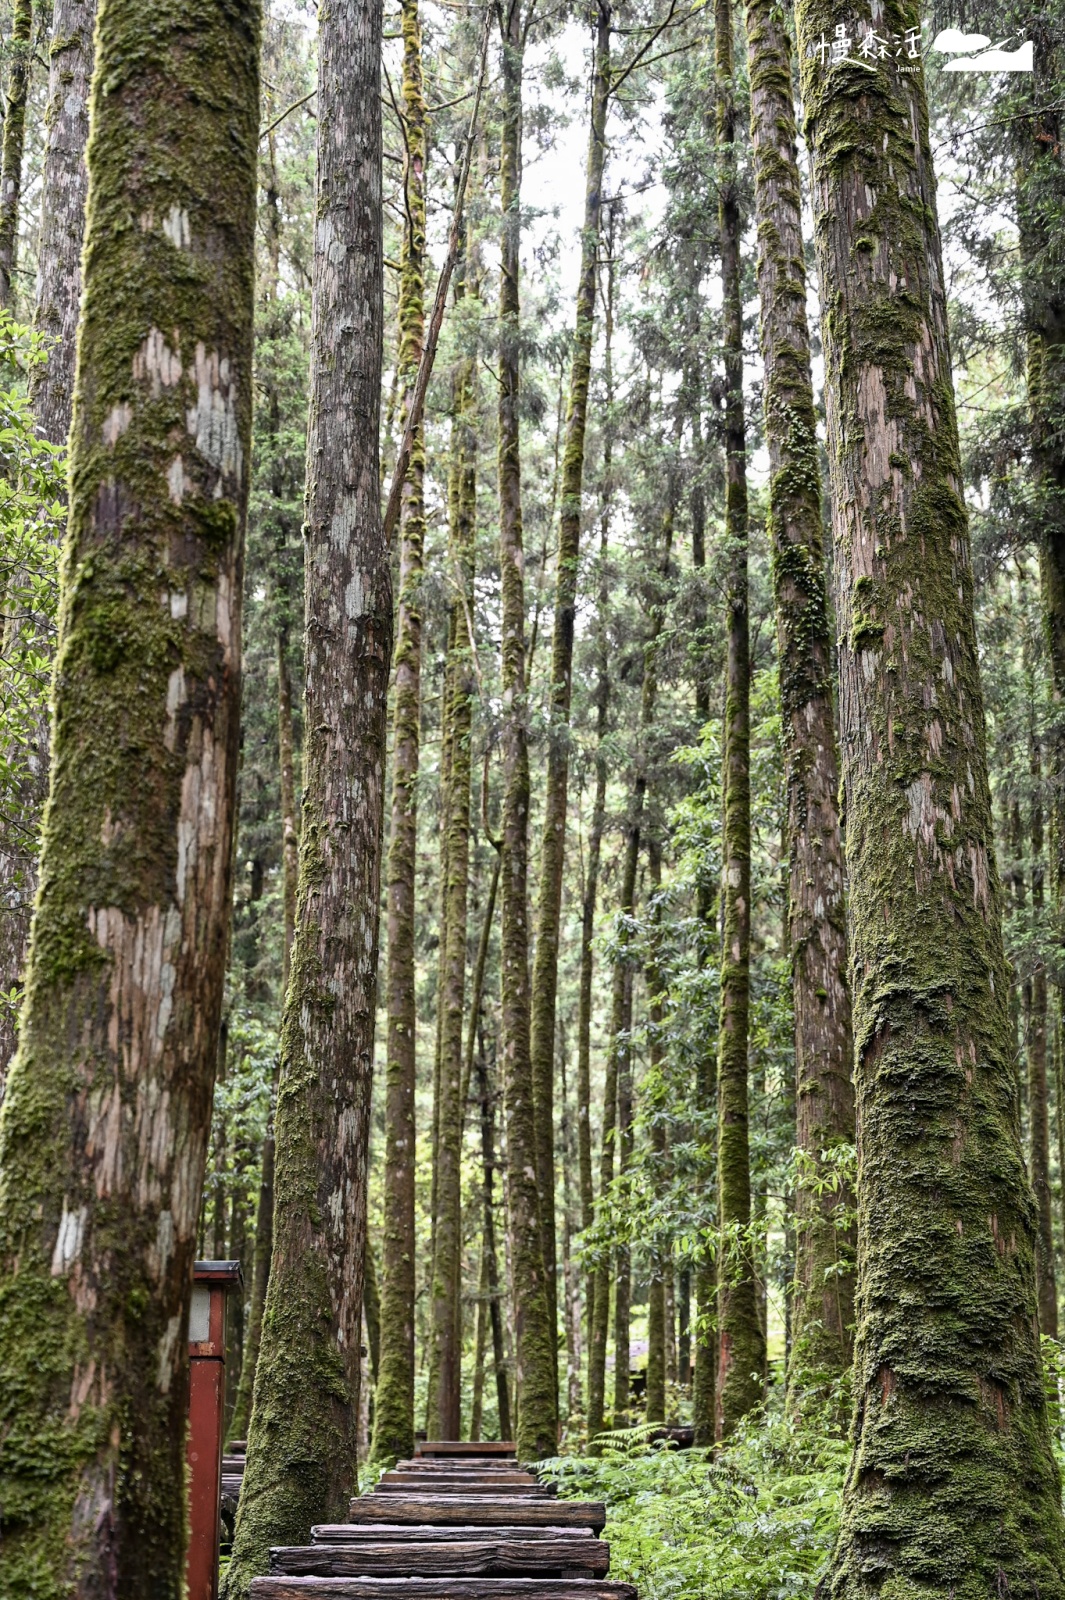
[714,0,764,1440]
[375,0,427,1465]
[278,624,300,991]
[577,212,616,1369]
[0,0,259,1590]
[428,228,479,1443]
[496,0,558,1462]
[0,0,32,309]
[743,0,854,1410]
[0,0,96,1095]
[559,1020,584,1420]
[795,3,1065,1586]
[1030,710,1057,1335]
[645,838,667,1426]
[223,0,389,1583]
[529,0,611,1389]
[611,963,634,1429]
[678,1269,691,1387]
[477,1025,513,1441]
[33,0,95,440]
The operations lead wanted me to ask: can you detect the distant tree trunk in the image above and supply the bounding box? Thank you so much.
[645,838,667,1426]
[0,0,96,1095]
[375,0,427,1464]
[529,0,611,1387]
[678,1269,691,1386]
[277,626,300,990]
[559,1021,584,1419]
[364,1239,381,1385]
[714,0,764,1441]
[577,213,617,1366]
[223,0,389,1584]
[0,0,259,1591]
[796,2,1065,1587]
[0,0,32,309]
[230,1125,275,1441]
[586,919,622,1443]
[1030,714,1057,1335]
[496,0,557,1462]
[743,0,854,1410]
[477,1028,513,1441]
[612,963,635,1428]
[429,227,479,1444]
[470,1230,490,1441]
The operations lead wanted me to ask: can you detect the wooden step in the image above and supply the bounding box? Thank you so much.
[250,1580,634,1600]
[270,1540,610,1578]
[391,1465,537,1481]
[313,1527,595,1546]
[374,1480,554,1498]
[415,1441,517,1457]
[312,1527,594,1546]
[346,1500,605,1533]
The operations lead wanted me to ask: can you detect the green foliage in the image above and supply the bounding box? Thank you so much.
[542,1390,849,1600]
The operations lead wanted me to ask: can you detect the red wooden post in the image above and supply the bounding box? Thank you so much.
[187,1260,243,1600]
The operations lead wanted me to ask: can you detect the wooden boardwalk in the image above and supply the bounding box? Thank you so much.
[250,1441,633,1600]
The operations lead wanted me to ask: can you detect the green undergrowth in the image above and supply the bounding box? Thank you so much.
[540,1384,849,1600]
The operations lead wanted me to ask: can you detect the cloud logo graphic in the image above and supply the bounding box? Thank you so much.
[940,38,1033,70]
[932,27,991,50]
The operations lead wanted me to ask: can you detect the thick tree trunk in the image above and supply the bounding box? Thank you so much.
[223,0,389,1585]
[0,0,32,309]
[496,0,558,1462]
[1029,718,1057,1335]
[743,0,855,1410]
[0,0,259,1591]
[375,0,427,1465]
[714,0,764,1441]
[529,0,610,1384]
[278,624,300,991]
[795,1,1065,1586]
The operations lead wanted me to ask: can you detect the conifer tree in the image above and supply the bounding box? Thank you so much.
[0,0,259,1590]
[795,0,1065,1585]
[223,0,390,1580]
[0,0,32,309]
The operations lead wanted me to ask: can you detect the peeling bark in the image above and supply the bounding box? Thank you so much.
[0,0,259,1591]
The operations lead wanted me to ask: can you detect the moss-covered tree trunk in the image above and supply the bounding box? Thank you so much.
[1029,716,1057,1335]
[476,1015,514,1441]
[428,233,478,1444]
[496,0,558,1462]
[374,0,427,1465]
[222,0,389,1583]
[577,222,616,1367]
[0,0,32,310]
[612,965,635,1428]
[714,0,764,1440]
[645,839,667,1426]
[794,0,1065,1586]
[529,0,610,1386]
[0,0,259,1590]
[743,0,854,1410]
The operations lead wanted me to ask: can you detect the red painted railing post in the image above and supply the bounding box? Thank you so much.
[187,1260,243,1600]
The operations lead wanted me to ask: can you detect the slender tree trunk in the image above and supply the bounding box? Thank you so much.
[470,1230,490,1442]
[529,0,611,1390]
[496,0,557,1461]
[714,0,764,1441]
[743,0,855,1410]
[577,215,616,1370]
[429,234,479,1443]
[374,0,427,1464]
[612,963,634,1428]
[277,625,300,991]
[559,1022,584,1420]
[645,838,667,1426]
[364,1239,381,1386]
[794,2,1065,1585]
[0,1,259,1590]
[1030,713,1057,1335]
[0,0,96,1096]
[0,0,32,309]
[223,0,389,1583]
[231,1124,275,1441]
[477,1029,513,1441]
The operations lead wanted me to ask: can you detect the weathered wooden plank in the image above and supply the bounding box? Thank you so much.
[389,1468,537,1482]
[345,1500,605,1533]
[374,1481,553,1498]
[250,1579,634,1600]
[415,1441,517,1457]
[311,1527,594,1546]
[269,1541,610,1578]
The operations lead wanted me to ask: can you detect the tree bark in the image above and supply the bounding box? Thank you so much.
[714,0,764,1441]
[374,0,427,1466]
[743,0,855,1410]
[611,965,634,1429]
[644,838,667,1426]
[0,0,32,310]
[477,1024,514,1442]
[529,0,611,1389]
[1029,710,1056,1335]
[0,0,259,1591]
[496,0,558,1462]
[794,0,1065,1585]
[223,0,389,1584]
